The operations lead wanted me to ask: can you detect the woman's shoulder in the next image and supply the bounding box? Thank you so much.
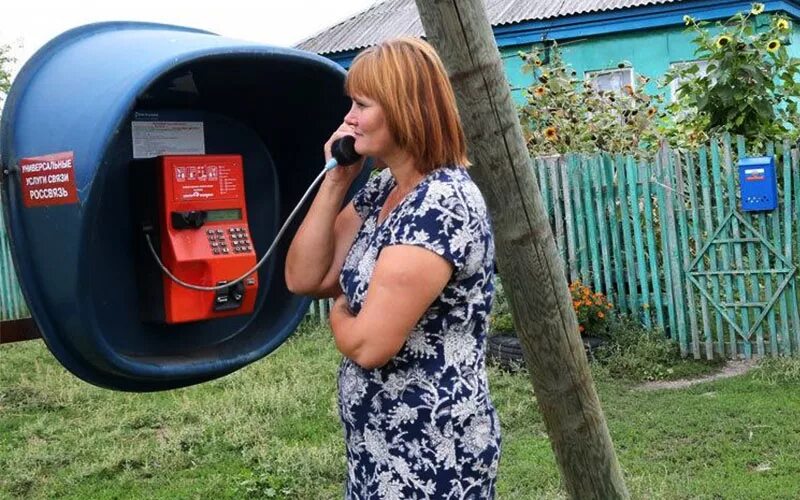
[422,166,488,217]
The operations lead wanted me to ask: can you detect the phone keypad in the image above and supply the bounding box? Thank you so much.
[205,227,252,255]
[228,227,253,254]
[206,229,229,255]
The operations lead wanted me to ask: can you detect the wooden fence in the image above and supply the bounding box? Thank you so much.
[529,135,800,359]
[0,210,29,321]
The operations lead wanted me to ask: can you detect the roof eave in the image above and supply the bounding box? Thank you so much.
[319,0,800,67]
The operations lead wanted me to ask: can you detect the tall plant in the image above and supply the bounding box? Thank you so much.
[0,42,15,112]
[518,42,663,157]
[662,3,800,149]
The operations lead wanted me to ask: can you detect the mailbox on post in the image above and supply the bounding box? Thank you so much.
[739,156,778,212]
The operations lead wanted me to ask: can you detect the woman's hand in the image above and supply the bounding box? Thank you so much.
[323,122,365,187]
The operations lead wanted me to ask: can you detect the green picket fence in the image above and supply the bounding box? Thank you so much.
[0,211,28,321]
[533,135,800,359]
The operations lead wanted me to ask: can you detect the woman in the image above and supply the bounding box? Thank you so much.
[285,37,500,499]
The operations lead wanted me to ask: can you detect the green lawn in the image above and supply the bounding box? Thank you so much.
[1,321,799,499]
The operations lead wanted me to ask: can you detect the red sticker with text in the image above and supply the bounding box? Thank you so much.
[19,152,79,208]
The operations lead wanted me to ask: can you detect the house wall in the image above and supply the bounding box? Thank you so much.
[504,20,800,104]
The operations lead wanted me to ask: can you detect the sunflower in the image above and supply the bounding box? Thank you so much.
[533,86,547,97]
[751,2,765,15]
[683,15,694,26]
[544,126,558,141]
[767,39,781,52]
[716,35,732,48]
[777,19,790,31]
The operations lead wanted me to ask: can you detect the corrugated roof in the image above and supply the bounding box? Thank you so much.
[296,0,684,54]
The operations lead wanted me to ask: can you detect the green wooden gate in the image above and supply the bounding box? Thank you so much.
[531,135,800,359]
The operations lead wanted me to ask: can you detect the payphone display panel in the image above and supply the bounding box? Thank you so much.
[158,154,258,323]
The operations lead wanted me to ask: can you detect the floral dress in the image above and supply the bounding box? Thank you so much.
[338,166,501,499]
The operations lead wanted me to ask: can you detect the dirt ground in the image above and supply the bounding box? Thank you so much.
[636,358,760,391]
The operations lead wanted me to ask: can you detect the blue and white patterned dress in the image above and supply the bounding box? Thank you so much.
[338,165,501,499]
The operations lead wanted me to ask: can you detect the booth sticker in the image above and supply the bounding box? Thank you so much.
[19,152,79,207]
[131,121,205,159]
[745,168,766,181]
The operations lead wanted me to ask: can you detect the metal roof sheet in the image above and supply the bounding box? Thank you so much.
[296,0,683,54]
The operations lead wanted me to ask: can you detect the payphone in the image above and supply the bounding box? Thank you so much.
[0,20,368,391]
[136,154,258,324]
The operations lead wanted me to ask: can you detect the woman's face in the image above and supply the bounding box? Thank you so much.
[344,95,396,159]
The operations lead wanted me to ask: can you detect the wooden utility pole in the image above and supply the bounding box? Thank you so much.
[413,1,629,498]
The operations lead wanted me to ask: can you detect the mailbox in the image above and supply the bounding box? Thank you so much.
[0,22,366,391]
[739,156,778,212]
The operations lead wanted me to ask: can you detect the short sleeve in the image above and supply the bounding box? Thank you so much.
[386,179,473,274]
[351,169,393,220]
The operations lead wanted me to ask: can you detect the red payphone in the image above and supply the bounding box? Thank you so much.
[152,154,258,323]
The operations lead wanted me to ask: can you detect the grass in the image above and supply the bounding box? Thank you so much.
[1,321,799,499]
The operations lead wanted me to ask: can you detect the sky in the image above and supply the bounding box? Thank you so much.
[2,0,379,78]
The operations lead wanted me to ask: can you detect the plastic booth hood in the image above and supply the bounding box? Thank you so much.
[0,22,362,391]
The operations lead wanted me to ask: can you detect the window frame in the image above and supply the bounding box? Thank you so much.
[584,67,635,94]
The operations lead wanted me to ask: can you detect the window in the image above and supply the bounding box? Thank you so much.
[669,60,709,102]
[585,67,634,94]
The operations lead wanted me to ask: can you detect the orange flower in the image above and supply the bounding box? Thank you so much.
[597,311,605,319]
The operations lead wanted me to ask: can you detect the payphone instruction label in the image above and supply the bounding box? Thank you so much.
[170,158,242,202]
[19,151,79,207]
[131,121,205,159]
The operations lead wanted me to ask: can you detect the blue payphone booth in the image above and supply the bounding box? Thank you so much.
[0,22,366,391]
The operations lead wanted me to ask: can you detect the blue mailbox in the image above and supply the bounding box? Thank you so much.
[739,156,778,212]
[0,22,366,391]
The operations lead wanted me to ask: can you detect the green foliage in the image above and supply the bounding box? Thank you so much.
[518,42,663,157]
[0,42,14,109]
[569,280,613,338]
[594,316,721,381]
[2,330,800,497]
[752,356,800,384]
[661,4,800,149]
[489,277,515,333]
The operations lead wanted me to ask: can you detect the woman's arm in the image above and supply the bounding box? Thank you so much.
[284,123,365,298]
[329,245,453,369]
[285,189,362,298]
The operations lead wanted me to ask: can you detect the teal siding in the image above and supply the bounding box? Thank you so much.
[504,23,800,103]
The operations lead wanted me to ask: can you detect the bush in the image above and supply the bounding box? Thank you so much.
[661,4,800,149]
[489,277,515,334]
[752,356,800,385]
[569,281,613,338]
[594,316,683,381]
[518,41,662,157]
